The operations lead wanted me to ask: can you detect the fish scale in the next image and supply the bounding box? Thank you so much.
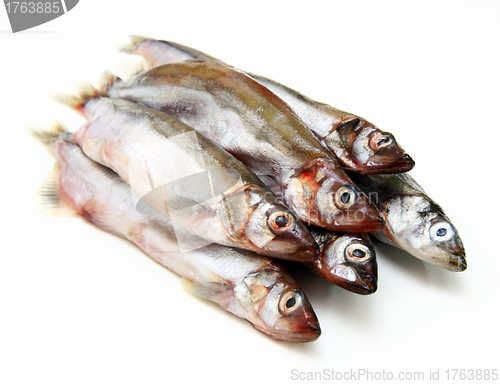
[350,172,467,272]
[67,95,319,262]
[105,60,384,233]
[123,36,414,175]
[34,131,321,342]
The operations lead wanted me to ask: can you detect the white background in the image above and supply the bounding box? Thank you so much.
[1,1,499,383]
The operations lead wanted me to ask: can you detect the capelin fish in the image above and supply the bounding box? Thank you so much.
[32,128,321,342]
[307,229,377,295]
[122,36,414,175]
[349,172,466,272]
[259,174,377,294]
[247,80,415,176]
[54,92,318,262]
[104,61,384,233]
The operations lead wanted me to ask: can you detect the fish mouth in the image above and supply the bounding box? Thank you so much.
[342,274,377,295]
[415,245,467,272]
[327,209,385,233]
[254,322,321,343]
[445,254,467,272]
[323,267,378,294]
[344,154,416,175]
[294,243,321,263]
[264,232,319,263]
[357,213,385,233]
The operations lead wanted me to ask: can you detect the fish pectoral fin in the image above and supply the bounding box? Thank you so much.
[36,163,76,217]
[156,173,218,221]
[181,278,229,302]
[258,174,284,197]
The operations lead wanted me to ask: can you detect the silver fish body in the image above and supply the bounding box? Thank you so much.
[105,61,384,233]
[70,96,318,262]
[123,37,414,175]
[123,36,220,65]
[37,131,321,342]
[247,78,415,175]
[350,172,466,272]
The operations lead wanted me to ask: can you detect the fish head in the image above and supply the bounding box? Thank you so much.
[310,232,377,294]
[285,158,384,232]
[234,268,320,342]
[324,118,415,175]
[383,195,466,271]
[225,185,319,262]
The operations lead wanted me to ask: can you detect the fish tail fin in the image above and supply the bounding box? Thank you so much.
[27,121,69,148]
[35,163,75,217]
[49,81,101,115]
[119,35,151,54]
[30,123,75,217]
[97,69,122,96]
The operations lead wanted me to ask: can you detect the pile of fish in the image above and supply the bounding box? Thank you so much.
[33,37,466,343]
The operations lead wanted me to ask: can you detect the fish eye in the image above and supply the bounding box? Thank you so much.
[345,243,372,262]
[275,215,289,227]
[430,222,454,242]
[334,185,357,209]
[279,290,303,315]
[268,211,293,234]
[369,133,393,150]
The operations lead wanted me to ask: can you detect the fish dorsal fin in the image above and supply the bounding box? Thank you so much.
[119,35,150,54]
